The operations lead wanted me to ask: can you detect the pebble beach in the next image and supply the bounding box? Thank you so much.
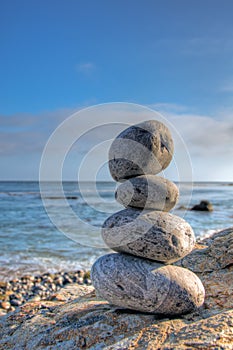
[0,270,91,316]
[1,180,233,317]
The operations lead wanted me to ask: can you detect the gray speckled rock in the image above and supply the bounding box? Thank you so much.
[102,208,195,263]
[115,175,179,211]
[108,120,174,182]
[91,253,205,315]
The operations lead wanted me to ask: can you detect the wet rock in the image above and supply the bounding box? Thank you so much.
[115,175,179,211]
[109,120,174,182]
[191,200,213,212]
[91,253,205,315]
[102,208,195,263]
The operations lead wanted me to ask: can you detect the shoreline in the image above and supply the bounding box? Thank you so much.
[0,227,232,348]
[0,269,91,316]
[0,226,230,316]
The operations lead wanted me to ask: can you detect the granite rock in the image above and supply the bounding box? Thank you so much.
[115,175,179,211]
[108,120,174,182]
[0,229,232,349]
[176,227,233,273]
[91,253,205,314]
[102,208,195,263]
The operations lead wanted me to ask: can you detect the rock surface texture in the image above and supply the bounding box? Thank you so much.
[115,175,179,211]
[0,228,232,350]
[94,119,205,315]
[101,208,196,263]
[91,253,205,314]
[108,120,174,182]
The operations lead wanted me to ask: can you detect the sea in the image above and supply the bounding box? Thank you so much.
[0,181,233,281]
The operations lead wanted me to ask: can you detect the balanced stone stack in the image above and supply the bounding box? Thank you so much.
[91,120,205,315]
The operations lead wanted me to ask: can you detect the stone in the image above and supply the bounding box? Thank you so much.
[176,227,233,273]
[0,229,233,349]
[0,270,90,312]
[29,295,41,302]
[91,253,205,315]
[0,301,11,310]
[50,293,67,302]
[102,208,195,263]
[10,299,22,307]
[115,175,179,211]
[0,282,8,288]
[191,200,214,211]
[108,120,174,182]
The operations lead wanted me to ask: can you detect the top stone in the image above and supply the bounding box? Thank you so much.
[108,120,174,182]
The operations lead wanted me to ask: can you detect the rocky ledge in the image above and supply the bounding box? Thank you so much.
[0,228,232,350]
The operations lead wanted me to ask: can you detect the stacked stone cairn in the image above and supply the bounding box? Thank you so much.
[91,120,205,315]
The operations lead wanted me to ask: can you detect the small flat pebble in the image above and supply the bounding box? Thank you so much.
[115,175,179,211]
[91,253,205,315]
[102,208,195,263]
[109,120,174,182]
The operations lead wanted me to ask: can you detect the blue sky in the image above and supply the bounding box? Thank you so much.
[1,0,233,180]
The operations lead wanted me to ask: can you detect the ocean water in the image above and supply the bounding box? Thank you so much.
[0,181,233,281]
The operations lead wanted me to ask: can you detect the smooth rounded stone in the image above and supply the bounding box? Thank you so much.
[91,253,205,315]
[102,208,195,263]
[0,301,11,310]
[115,175,179,211]
[108,120,174,182]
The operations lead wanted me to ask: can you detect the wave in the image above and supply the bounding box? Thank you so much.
[0,191,40,197]
[0,253,101,281]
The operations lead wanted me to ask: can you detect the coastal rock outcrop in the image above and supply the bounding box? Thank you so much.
[191,200,214,212]
[0,228,232,350]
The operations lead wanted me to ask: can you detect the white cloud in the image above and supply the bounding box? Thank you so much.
[1,103,233,181]
[151,105,233,181]
[0,108,76,155]
[149,103,188,113]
